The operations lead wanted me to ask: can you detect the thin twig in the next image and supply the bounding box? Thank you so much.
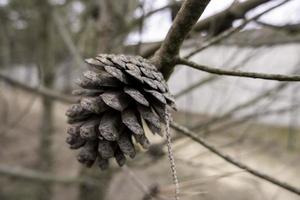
[184,0,292,58]
[53,11,85,68]
[192,0,272,33]
[255,20,300,33]
[122,165,150,195]
[0,73,75,104]
[191,82,288,130]
[129,1,182,31]
[170,121,300,196]
[135,1,146,55]
[122,166,167,200]
[175,48,259,98]
[177,58,300,82]
[162,171,241,191]
[208,102,300,135]
[151,0,211,79]
[141,0,273,58]
[0,164,99,186]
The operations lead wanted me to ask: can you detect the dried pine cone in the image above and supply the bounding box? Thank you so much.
[66,54,176,170]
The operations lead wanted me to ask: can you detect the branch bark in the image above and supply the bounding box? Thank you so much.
[192,0,271,34]
[0,73,75,104]
[53,11,85,69]
[191,82,289,130]
[255,20,300,33]
[185,0,292,58]
[127,1,182,31]
[171,121,300,196]
[141,0,272,59]
[150,0,211,79]
[178,58,300,82]
[0,164,99,186]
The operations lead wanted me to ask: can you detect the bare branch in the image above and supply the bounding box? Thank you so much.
[255,20,300,33]
[171,121,300,196]
[175,48,259,98]
[141,0,273,58]
[185,0,291,58]
[0,164,99,186]
[177,58,300,82]
[129,1,182,30]
[53,11,85,68]
[174,76,216,98]
[192,0,272,34]
[151,0,211,79]
[191,82,289,130]
[208,102,300,135]
[122,165,166,200]
[0,73,75,104]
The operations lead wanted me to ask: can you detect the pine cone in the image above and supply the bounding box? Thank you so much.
[66,54,176,170]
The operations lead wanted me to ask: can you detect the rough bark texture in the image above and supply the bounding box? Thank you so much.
[141,0,272,59]
[193,0,271,35]
[151,0,210,79]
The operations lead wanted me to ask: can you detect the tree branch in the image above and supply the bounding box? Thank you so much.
[129,2,182,30]
[150,0,211,79]
[53,11,85,69]
[171,121,300,196]
[177,58,300,82]
[255,20,300,33]
[0,73,75,104]
[191,82,289,130]
[141,0,272,59]
[207,102,300,136]
[175,48,260,98]
[185,0,291,59]
[174,75,216,98]
[0,164,99,186]
[192,0,271,34]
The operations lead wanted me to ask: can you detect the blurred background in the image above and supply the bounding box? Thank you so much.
[0,0,300,199]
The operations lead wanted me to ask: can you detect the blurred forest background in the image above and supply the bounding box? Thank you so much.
[0,0,300,200]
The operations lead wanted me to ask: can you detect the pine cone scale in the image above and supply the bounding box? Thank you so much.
[99,111,121,141]
[121,108,144,135]
[100,91,130,111]
[124,87,149,106]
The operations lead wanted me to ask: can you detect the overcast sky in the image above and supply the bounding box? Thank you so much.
[128,0,300,43]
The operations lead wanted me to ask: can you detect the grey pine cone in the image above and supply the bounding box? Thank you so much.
[66,54,176,170]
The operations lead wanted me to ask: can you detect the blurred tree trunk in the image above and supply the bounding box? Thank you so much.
[96,0,116,53]
[96,0,129,53]
[0,17,11,68]
[36,1,55,200]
